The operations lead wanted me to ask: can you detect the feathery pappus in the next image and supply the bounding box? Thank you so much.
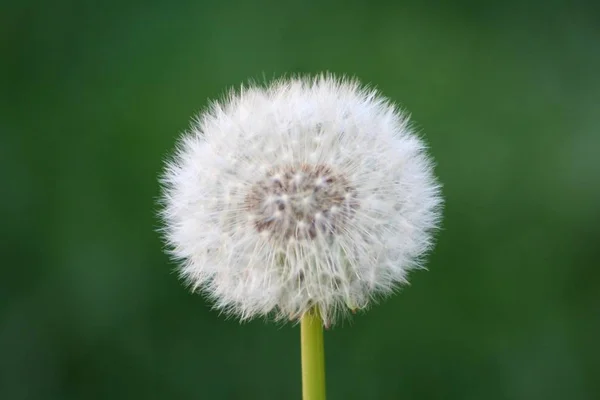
[160,75,443,326]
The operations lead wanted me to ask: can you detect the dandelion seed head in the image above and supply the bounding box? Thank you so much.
[160,74,443,325]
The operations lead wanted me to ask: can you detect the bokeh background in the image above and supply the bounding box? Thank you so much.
[2,0,599,399]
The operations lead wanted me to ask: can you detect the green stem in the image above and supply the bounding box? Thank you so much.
[301,308,326,400]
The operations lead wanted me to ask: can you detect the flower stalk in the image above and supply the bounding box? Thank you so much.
[301,308,326,400]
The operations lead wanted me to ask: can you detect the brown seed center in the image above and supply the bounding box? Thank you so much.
[245,163,358,241]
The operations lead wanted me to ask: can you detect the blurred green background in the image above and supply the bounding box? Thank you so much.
[2,0,599,399]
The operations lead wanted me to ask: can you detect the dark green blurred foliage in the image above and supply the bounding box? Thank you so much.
[1,0,599,399]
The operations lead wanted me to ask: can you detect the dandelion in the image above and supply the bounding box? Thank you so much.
[160,74,442,399]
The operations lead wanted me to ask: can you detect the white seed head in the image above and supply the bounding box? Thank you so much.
[160,75,443,325]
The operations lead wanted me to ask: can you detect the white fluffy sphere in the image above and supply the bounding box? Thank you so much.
[160,75,442,325]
